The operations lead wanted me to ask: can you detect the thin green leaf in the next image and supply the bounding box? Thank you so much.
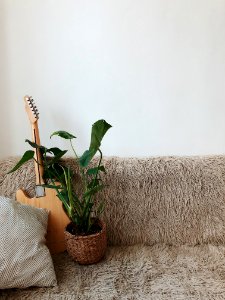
[87,178,101,189]
[87,216,93,232]
[82,202,94,219]
[56,193,70,214]
[86,165,106,175]
[7,150,35,174]
[42,184,63,190]
[71,192,83,214]
[83,184,105,198]
[97,201,105,216]
[50,131,76,140]
[71,214,80,226]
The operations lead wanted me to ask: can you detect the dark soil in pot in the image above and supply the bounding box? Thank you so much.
[66,220,102,236]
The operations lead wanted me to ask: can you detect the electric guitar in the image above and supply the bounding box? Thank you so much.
[16,95,70,254]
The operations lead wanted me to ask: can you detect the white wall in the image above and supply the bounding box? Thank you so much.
[1,0,225,159]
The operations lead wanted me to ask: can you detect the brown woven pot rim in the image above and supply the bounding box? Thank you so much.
[64,219,106,240]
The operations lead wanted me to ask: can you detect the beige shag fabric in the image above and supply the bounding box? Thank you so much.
[1,244,225,300]
[1,156,225,299]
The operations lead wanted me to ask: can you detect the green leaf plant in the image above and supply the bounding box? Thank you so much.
[8,119,112,234]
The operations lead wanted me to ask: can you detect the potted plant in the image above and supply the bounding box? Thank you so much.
[9,119,112,264]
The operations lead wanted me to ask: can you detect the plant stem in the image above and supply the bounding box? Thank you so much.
[70,139,87,192]
[70,139,78,158]
[86,148,103,207]
[93,148,103,187]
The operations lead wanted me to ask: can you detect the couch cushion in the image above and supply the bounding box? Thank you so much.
[2,156,225,246]
[0,196,57,288]
[1,244,225,299]
[102,156,225,246]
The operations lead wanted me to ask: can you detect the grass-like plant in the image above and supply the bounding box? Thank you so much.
[9,119,112,234]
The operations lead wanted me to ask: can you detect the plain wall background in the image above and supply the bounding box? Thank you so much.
[1,0,225,159]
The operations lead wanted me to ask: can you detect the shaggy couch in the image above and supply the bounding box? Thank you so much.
[1,156,225,299]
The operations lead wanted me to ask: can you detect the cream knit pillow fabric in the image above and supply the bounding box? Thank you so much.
[0,196,57,288]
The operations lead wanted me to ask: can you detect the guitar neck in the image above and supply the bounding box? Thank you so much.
[31,122,45,185]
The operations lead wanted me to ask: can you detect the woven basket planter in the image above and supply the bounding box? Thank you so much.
[64,219,107,265]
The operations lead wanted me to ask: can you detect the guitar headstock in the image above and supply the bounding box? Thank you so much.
[24,95,39,124]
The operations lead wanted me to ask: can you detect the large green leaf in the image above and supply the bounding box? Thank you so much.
[43,163,68,184]
[79,149,95,168]
[47,147,66,155]
[50,131,76,140]
[25,139,47,151]
[7,150,35,174]
[25,139,48,157]
[46,150,67,165]
[90,120,112,151]
[26,144,66,157]
[79,120,112,167]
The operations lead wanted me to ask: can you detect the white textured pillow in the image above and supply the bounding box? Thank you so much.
[0,196,57,289]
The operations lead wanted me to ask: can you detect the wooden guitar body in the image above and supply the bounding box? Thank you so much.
[16,187,70,254]
[18,95,70,254]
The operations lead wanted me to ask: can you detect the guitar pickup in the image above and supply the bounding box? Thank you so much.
[35,185,46,198]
